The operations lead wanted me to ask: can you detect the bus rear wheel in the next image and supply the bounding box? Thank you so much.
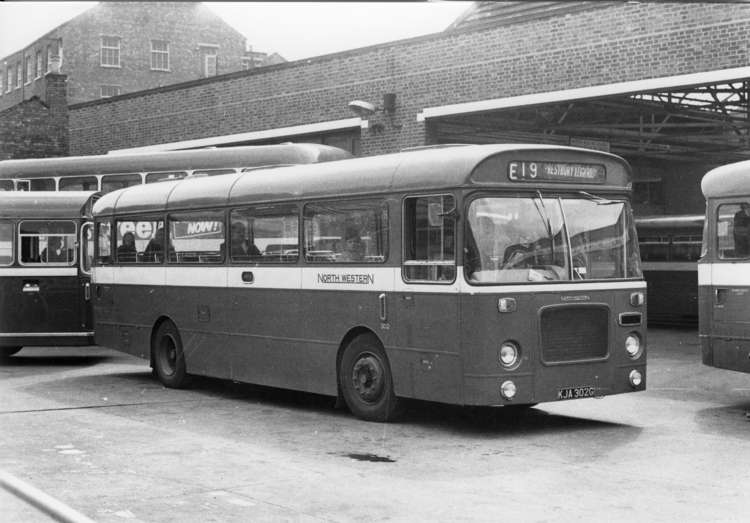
[340,334,399,422]
[152,321,191,388]
[0,346,21,360]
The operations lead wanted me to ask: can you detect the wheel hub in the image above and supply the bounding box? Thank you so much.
[352,355,384,403]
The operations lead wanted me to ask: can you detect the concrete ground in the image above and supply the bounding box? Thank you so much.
[1,328,749,522]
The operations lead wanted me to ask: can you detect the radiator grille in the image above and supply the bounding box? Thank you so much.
[541,306,609,362]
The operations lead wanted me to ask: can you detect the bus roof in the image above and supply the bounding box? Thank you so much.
[0,191,98,219]
[93,144,632,216]
[0,143,351,179]
[701,160,750,199]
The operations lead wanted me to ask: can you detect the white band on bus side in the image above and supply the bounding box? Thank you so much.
[0,268,79,277]
[93,266,646,294]
[698,262,750,286]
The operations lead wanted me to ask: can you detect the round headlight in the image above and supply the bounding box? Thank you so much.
[500,380,517,400]
[625,333,641,358]
[629,369,643,387]
[499,342,520,367]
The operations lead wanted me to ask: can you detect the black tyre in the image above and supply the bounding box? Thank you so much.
[0,346,22,360]
[152,321,191,388]
[339,333,399,422]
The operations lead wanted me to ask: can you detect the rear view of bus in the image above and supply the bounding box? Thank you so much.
[0,192,97,359]
[700,161,750,373]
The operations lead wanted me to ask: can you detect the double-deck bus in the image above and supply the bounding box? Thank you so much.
[0,191,98,358]
[700,161,750,373]
[0,143,350,193]
[92,144,646,421]
[636,215,703,326]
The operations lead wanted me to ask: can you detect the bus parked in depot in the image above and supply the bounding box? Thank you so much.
[700,161,750,374]
[636,215,703,326]
[0,191,98,359]
[0,143,350,193]
[92,144,646,421]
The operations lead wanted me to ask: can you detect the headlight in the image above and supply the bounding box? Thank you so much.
[625,333,642,358]
[629,369,643,387]
[499,341,520,368]
[500,380,517,399]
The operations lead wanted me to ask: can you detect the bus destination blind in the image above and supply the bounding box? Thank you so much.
[508,161,606,184]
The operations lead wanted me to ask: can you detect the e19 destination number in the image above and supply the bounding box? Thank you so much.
[508,161,606,184]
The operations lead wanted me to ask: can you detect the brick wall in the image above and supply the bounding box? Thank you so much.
[0,74,68,160]
[0,2,247,112]
[68,2,750,157]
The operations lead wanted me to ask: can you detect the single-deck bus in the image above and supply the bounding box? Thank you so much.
[636,215,703,326]
[0,143,350,193]
[0,191,98,358]
[700,161,750,373]
[92,144,646,421]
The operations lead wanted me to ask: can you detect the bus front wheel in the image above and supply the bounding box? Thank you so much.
[340,334,399,422]
[152,321,191,389]
[0,346,21,360]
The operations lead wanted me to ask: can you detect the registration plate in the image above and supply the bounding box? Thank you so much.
[557,386,596,400]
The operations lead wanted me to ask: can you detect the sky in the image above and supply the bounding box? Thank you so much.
[0,2,471,61]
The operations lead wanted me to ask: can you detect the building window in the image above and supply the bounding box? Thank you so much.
[100,85,121,98]
[200,46,218,77]
[6,67,11,93]
[46,45,52,72]
[0,70,3,96]
[35,51,42,78]
[16,62,22,88]
[150,40,169,71]
[100,36,121,67]
[25,54,33,84]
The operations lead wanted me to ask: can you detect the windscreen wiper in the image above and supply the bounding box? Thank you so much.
[578,191,619,205]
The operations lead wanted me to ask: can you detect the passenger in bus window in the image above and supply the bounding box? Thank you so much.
[117,232,137,262]
[733,203,750,257]
[227,221,261,260]
[339,227,365,262]
[41,236,68,263]
[144,227,166,262]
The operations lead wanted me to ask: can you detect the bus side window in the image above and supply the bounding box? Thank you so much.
[96,221,113,265]
[0,220,13,266]
[29,178,56,191]
[168,210,225,264]
[303,200,388,264]
[403,195,456,282]
[115,219,165,264]
[59,176,98,192]
[230,206,299,263]
[18,220,76,265]
[717,203,750,259]
[101,173,142,194]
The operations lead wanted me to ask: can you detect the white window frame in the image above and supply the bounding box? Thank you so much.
[100,36,121,68]
[16,62,22,88]
[25,54,33,85]
[100,85,121,98]
[6,67,12,93]
[46,45,53,73]
[150,40,169,71]
[200,44,218,77]
[35,50,42,79]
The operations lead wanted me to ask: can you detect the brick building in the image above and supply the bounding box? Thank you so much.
[0,2,282,111]
[5,2,750,216]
